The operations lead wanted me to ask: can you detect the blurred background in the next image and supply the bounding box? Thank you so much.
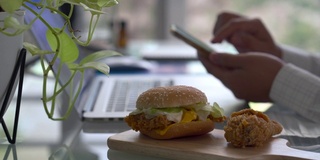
[74,0,320,54]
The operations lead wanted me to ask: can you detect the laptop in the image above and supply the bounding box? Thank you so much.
[24,6,244,132]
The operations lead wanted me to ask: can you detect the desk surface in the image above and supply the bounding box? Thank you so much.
[0,60,238,160]
[1,60,320,160]
[0,58,244,160]
[2,99,320,160]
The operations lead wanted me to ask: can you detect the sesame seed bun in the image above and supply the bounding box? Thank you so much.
[136,85,208,109]
[125,85,220,140]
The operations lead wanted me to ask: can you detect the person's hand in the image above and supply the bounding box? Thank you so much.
[212,12,282,58]
[198,52,284,102]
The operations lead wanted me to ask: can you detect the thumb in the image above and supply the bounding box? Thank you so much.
[209,53,244,68]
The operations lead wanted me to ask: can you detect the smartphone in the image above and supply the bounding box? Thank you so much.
[170,25,214,56]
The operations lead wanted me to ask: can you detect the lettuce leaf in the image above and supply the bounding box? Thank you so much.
[129,102,225,122]
[145,107,183,122]
[211,102,225,118]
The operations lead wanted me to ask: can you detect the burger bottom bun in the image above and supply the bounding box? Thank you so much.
[139,120,215,140]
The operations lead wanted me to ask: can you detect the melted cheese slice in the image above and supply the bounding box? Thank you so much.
[156,109,198,135]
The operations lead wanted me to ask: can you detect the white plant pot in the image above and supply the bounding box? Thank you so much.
[0,11,24,115]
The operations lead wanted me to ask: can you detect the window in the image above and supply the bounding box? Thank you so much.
[78,0,320,53]
[184,0,320,53]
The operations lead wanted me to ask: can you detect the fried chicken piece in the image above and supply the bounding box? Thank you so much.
[224,109,283,148]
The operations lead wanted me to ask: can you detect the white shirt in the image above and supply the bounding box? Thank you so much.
[270,45,320,123]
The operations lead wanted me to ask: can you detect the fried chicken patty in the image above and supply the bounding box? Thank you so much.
[224,109,283,148]
[125,112,224,132]
[125,113,174,131]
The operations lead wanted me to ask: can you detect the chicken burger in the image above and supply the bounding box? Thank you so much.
[125,85,226,139]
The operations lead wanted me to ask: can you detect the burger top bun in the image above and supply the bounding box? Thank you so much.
[136,85,207,109]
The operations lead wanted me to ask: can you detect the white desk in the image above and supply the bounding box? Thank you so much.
[0,63,243,160]
[1,63,319,160]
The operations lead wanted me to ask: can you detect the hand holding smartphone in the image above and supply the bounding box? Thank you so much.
[170,25,215,57]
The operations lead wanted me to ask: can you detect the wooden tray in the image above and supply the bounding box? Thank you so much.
[107,129,319,160]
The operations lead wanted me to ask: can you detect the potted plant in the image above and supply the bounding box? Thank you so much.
[0,0,120,121]
[0,8,24,120]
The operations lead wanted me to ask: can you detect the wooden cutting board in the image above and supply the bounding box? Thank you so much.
[107,129,320,160]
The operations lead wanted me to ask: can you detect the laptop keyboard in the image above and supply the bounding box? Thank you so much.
[106,79,173,112]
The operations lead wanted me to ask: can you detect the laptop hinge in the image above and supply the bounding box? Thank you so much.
[83,80,103,112]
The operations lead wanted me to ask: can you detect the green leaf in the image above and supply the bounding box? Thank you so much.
[152,108,183,113]
[66,63,79,69]
[46,28,79,63]
[4,16,28,30]
[79,3,105,15]
[69,61,110,75]
[0,0,23,13]
[23,42,54,56]
[59,0,118,15]
[97,0,118,7]
[79,50,122,65]
[61,0,79,5]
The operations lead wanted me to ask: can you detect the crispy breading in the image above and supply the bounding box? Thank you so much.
[125,113,174,131]
[125,113,222,132]
[224,108,283,148]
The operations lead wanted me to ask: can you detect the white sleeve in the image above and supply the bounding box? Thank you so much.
[270,63,320,122]
[281,45,320,76]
